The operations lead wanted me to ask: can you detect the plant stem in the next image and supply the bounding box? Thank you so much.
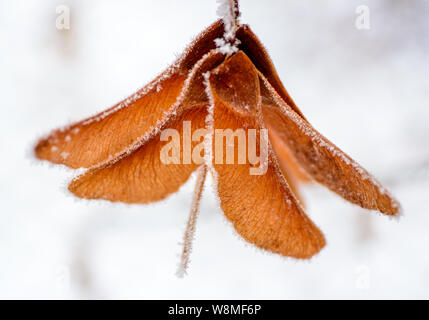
[176,166,207,278]
[233,0,241,21]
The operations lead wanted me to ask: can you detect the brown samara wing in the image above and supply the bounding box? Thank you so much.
[206,51,325,258]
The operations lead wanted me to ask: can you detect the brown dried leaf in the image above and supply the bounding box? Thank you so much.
[35,20,225,169]
[207,52,325,258]
[69,106,207,204]
[260,74,400,216]
[237,25,306,120]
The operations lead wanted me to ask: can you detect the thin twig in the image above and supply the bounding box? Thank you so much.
[233,0,241,21]
[176,166,208,278]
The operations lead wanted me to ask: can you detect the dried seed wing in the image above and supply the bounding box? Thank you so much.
[35,73,186,169]
[237,25,306,120]
[260,74,400,216]
[35,20,225,169]
[269,128,312,184]
[205,52,325,258]
[68,106,208,204]
[67,50,225,203]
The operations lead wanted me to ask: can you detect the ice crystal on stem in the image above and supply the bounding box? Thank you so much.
[215,0,240,55]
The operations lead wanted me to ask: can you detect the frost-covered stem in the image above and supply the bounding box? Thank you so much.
[232,0,241,25]
[218,0,240,40]
[215,0,241,54]
[176,166,207,278]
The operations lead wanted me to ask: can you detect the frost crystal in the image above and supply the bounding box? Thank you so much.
[214,38,239,55]
[216,0,238,41]
[215,0,240,55]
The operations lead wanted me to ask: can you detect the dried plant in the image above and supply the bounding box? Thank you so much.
[35,0,400,276]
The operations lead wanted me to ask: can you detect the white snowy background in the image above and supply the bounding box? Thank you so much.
[1,0,428,299]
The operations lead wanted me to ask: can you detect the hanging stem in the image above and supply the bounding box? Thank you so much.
[176,166,207,278]
[217,0,241,40]
[216,0,241,54]
[233,0,241,22]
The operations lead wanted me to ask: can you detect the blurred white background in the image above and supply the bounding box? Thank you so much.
[0,0,428,299]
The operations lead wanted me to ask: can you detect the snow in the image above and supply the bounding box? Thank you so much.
[1,0,429,299]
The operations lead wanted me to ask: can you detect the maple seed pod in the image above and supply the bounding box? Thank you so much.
[34,0,401,275]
